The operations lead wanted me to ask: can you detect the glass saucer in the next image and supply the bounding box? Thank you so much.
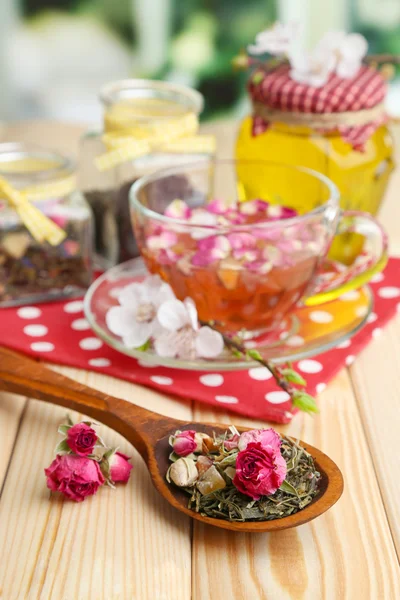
[84,258,373,371]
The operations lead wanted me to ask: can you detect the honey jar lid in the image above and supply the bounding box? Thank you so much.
[248,64,387,150]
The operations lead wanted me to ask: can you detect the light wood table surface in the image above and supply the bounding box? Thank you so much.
[0,120,399,600]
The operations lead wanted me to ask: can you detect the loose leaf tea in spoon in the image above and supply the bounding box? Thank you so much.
[166,427,320,522]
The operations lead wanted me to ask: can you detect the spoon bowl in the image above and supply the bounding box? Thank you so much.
[0,346,343,532]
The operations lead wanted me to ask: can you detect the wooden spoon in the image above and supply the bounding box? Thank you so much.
[0,346,343,532]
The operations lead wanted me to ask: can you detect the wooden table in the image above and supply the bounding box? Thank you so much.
[0,121,399,600]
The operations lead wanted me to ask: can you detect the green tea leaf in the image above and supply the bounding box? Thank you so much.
[281,368,306,386]
[231,348,243,358]
[292,392,319,415]
[279,479,299,496]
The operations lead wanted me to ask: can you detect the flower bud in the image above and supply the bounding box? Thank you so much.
[194,432,211,453]
[168,457,198,487]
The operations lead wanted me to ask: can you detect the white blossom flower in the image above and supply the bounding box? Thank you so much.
[289,31,368,88]
[106,275,174,348]
[248,22,298,56]
[154,298,224,360]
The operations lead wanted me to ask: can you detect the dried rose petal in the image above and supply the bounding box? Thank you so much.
[239,199,268,216]
[233,248,259,262]
[207,198,228,214]
[164,199,191,220]
[245,259,273,274]
[147,230,177,250]
[227,232,256,250]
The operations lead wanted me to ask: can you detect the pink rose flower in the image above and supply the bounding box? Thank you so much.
[238,428,281,452]
[45,454,105,502]
[67,422,98,456]
[233,441,287,500]
[110,452,133,483]
[173,430,197,456]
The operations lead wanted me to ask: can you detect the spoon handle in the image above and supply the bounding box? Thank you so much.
[0,346,173,459]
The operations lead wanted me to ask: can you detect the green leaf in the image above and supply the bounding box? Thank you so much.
[292,392,319,415]
[66,414,74,427]
[58,424,72,435]
[54,439,71,454]
[279,480,299,496]
[280,368,306,387]
[246,349,263,361]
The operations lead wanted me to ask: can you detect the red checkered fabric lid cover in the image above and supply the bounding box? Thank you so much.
[248,64,387,150]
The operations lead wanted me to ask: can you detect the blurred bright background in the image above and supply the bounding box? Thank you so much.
[1,0,400,124]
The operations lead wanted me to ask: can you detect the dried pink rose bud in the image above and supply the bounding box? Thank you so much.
[109,452,133,484]
[172,430,197,457]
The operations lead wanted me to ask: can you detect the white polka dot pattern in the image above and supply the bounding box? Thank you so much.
[265,391,290,404]
[30,342,55,352]
[378,287,400,299]
[89,358,111,367]
[64,300,84,313]
[71,319,90,331]
[79,337,103,350]
[150,376,173,385]
[248,367,273,381]
[298,359,323,374]
[309,310,334,324]
[17,307,42,319]
[23,324,48,337]
[215,395,239,404]
[199,374,224,387]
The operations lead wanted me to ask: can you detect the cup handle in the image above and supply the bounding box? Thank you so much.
[304,210,388,306]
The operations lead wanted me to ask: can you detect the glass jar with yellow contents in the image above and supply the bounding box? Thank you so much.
[236,64,394,265]
[80,79,215,268]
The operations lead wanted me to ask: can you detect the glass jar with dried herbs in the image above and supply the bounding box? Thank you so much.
[0,144,93,307]
[80,79,214,269]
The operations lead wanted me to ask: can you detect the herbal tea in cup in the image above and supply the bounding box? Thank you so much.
[130,161,387,337]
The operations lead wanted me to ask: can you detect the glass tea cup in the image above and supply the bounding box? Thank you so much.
[130,160,387,337]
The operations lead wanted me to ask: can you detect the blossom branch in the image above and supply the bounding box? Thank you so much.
[202,321,319,415]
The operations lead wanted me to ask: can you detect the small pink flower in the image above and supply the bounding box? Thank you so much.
[45,454,105,502]
[67,423,97,456]
[233,441,287,500]
[164,199,191,220]
[173,430,197,456]
[109,452,133,483]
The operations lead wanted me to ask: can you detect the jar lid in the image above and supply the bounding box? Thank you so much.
[248,65,387,150]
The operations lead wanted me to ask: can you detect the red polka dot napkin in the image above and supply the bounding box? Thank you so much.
[0,259,399,424]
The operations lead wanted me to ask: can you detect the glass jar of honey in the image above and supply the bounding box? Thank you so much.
[80,79,214,268]
[0,143,93,307]
[236,65,394,264]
